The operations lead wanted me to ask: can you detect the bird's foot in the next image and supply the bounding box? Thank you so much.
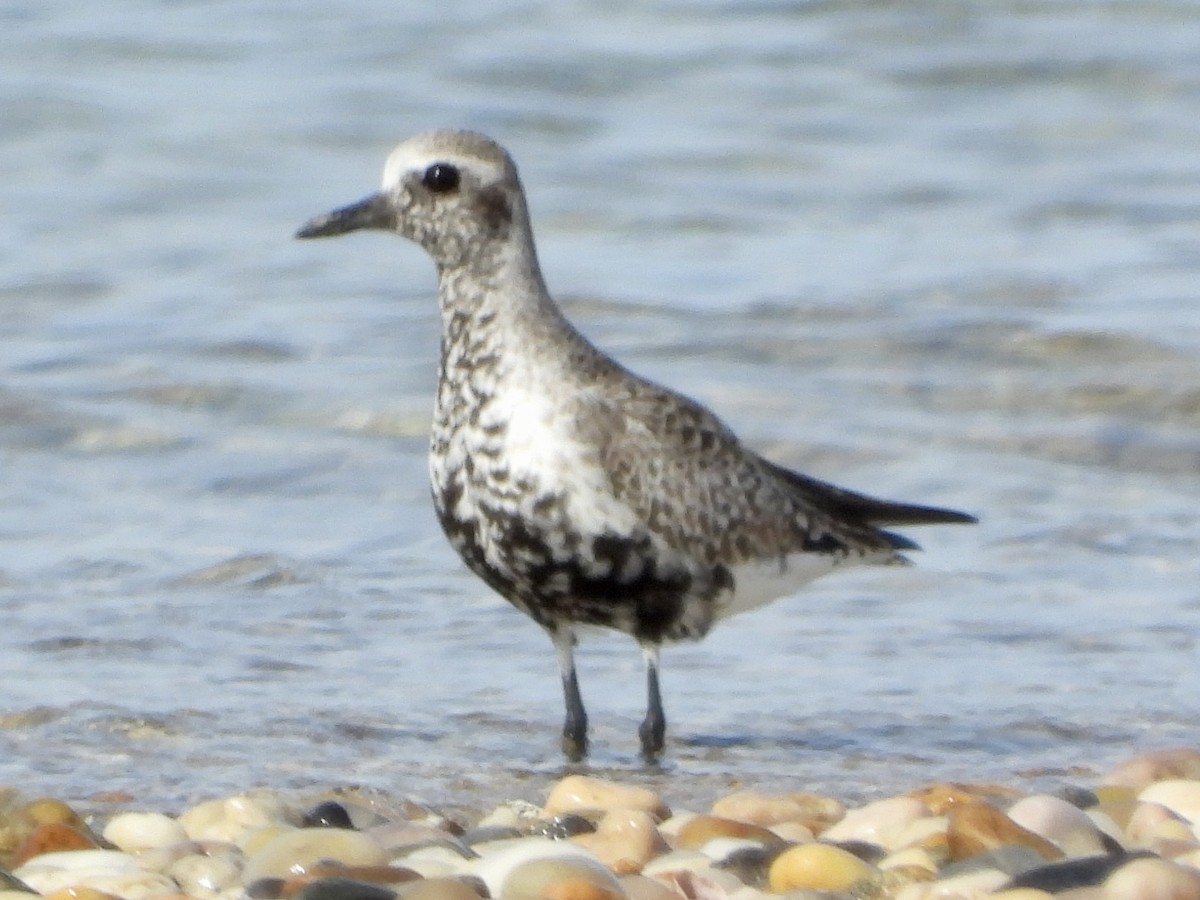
[638,711,665,762]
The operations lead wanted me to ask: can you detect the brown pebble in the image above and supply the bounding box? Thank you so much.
[710,791,844,833]
[399,877,487,900]
[676,815,786,850]
[44,890,124,900]
[908,782,1022,816]
[280,867,422,899]
[541,877,625,900]
[22,799,88,829]
[946,803,1064,862]
[544,777,668,821]
[617,875,678,900]
[13,822,101,864]
[1104,749,1200,792]
[570,809,668,875]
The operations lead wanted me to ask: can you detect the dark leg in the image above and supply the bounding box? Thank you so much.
[554,629,588,761]
[638,644,666,760]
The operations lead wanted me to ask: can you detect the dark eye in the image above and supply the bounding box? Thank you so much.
[422,162,460,193]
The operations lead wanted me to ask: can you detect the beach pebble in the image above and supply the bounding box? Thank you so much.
[180,796,287,845]
[570,810,666,875]
[13,823,101,864]
[618,875,678,900]
[908,783,1021,816]
[1105,750,1200,792]
[1005,852,1150,893]
[1139,781,1200,824]
[41,890,125,900]
[544,778,667,821]
[766,842,875,892]
[1102,856,1200,900]
[17,863,177,900]
[640,849,714,879]
[167,852,243,896]
[676,816,784,851]
[242,829,389,882]
[302,803,356,830]
[293,877,399,900]
[896,868,1009,899]
[710,792,843,833]
[399,877,486,900]
[104,813,190,853]
[497,856,626,900]
[1127,803,1190,846]
[1007,795,1108,857]
[821,796,929,850]
[945,803,1063,862]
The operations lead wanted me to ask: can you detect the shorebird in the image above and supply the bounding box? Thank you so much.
[296,130,976,761]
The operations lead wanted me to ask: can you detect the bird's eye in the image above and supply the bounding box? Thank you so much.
[422,163,460,193]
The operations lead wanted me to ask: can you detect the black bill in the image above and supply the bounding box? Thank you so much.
[295,192,396,239]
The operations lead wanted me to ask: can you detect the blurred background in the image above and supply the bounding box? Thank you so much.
[2,0,1199,809]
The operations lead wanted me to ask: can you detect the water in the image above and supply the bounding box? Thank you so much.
[3,0,1200,813]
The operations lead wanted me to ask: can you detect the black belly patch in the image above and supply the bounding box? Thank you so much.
[433,492,707,643]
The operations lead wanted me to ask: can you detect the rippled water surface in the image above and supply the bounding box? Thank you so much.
[3,1,1200,812]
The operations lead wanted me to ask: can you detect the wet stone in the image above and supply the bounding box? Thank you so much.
[938,845,1047,880]
[242,828,390,882]
[544,778,667,821]
[499,857,627,900]
[1004,850,1155,893]
[1104,749,1200,792]
[462,827,523,847]
[246,878,288,899]
[294,877,399,900]
[303,803,356,830]
[103,812,189,853]
[768,842,876,893]
[12,823,100,865]
[710,844,778,889]
[710,791,844,833]
[676,815,785,851]
[946,803,1064,862]
[398,877,487,900]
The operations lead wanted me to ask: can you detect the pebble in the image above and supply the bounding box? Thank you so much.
[767,842,875,892]
[945,803,1064,862]
[709,791,844,833]
[543,778,667,821]
[8,755,1200,900]
[1102,856,1200,900]
[242,829,390,882]
[179,796,288,845]
[1140,781,1200,824]
[13,823,100,865]
[570,810,667,874]
[103,813,190,853]
[675,816,784,851]
[1104,749,1200,792]
[820,796,930,850]
[1006,794,1109,857]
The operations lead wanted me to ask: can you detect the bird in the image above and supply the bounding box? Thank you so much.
[296,129,976,762]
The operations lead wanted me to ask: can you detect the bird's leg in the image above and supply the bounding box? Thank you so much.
[638,643,666,761]
[554,628,588,761]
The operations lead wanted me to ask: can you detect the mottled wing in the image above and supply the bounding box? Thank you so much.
[573,376,904,566]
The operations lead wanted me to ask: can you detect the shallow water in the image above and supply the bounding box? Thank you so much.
[2,0,1200,813]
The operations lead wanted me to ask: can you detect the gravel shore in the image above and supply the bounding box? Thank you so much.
[4,748,1200,900]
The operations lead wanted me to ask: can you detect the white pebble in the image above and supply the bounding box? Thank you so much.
[104,811,190,853]
[821,796,929,850]
[1007,794,1106,857]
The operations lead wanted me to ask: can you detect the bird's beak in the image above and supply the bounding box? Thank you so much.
[295,192,396,239]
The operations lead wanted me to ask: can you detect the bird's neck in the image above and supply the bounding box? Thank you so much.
[435,236,573,379]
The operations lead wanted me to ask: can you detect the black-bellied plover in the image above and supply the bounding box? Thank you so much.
[297,130,976,761]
